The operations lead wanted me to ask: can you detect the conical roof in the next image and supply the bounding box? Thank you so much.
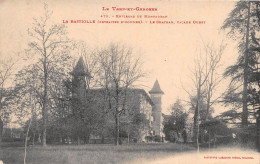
[149,80,164,94]
[71,56,91,77]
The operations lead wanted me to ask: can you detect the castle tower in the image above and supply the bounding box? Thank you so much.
[70,57,91,112]
[149,80,164,136]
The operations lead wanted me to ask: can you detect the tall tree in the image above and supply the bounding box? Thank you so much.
[59,42,107,144]
[222,1,260,130]
[25,4,70,146]
[0,57,16,142]
[187,43,224,151]
[96,43,146,145]
[163,99,188,143]
[203,44,224,122]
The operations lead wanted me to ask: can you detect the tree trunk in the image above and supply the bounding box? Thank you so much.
[193,81,201,152]
[0,118,3,143]
[42,82,47,146]
[115,86,120,146]
[204,87,211,122]
[242,1,251,129]
[77,136,80,145]
[193,103,199,141]
[37,134,41,143]
[241,1,251,144]
[84,135,89,144]
[24,117,32,164]
[32,133,35,146]
[115,113,120,145]
[208,130,211,149]
[42,48,48,146]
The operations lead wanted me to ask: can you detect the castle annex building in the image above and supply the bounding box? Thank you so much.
[71,57,164,143]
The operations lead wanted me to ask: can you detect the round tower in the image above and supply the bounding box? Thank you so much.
[149,80,164,137]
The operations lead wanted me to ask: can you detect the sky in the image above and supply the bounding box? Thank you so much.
[0,0,239,116]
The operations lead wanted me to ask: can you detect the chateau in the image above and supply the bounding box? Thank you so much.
[71,57,164,143]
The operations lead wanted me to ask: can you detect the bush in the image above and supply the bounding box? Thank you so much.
[145,135,161,142]
[167,131,178,143]
[154,135,161,142]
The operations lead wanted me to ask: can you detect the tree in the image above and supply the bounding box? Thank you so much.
[163,99,188,143]
[204,44,224,122]
[58,42,108,144]
[200,119,233,147]
[222,2,260,144]
[25,4,71,146]
[222,1,260,130]
[186,43,224,151]
[0,57,16,142]
[189,95,214,122]
[96,43,146,145]
[13,53,72,145]
[128,112,149,142]
[14,65,43,145]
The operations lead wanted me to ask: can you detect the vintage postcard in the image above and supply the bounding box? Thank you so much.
[0,0,259,163]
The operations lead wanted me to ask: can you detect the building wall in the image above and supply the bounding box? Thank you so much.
[69,58,157,143]
[87,89,154,143]
[139,93,153,141]
[120,90,153,142]
[151,94,163,136]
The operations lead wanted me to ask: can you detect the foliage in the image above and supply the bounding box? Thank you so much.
[189,95,214,122]
[199,119,233,145]
[222,1,260,128]
[163,99,188,142]
[186,41,224,150]
[216,109,241,125]
[16,3,73,146]
[132,113,149,126]
[0,57,17,142]
[130,113,149,141]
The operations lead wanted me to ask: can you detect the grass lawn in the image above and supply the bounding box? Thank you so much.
[0,143,196,164]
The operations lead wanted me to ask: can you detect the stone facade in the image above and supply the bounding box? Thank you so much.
[71,57,164,143]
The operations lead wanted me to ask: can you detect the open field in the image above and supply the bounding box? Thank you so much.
[138,147,260,164]
[0,143,195,164]
[1,143,259,164]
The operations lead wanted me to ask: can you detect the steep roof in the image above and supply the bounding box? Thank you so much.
[149,80,164,94]
[71,56,91,77]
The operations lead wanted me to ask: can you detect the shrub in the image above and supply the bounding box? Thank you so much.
[154,135,161,142]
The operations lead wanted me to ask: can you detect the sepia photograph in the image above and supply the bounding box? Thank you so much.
[0,0,259,163]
